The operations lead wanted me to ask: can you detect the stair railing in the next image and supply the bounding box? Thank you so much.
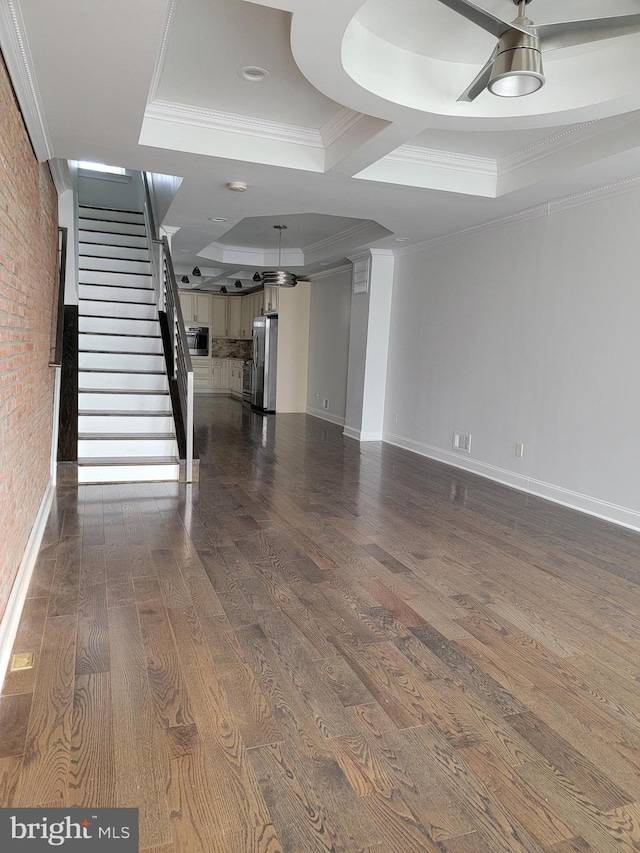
[142,172,194,482]
[159,238,194,482]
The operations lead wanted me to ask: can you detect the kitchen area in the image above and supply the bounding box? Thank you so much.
[180,282,310,414]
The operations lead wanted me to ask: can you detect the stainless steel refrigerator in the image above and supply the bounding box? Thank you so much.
[251,315,278,412]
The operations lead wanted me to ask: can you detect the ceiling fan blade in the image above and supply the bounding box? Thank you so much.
[538,13,640,52]
[432,0,530,38]
[457,48,496,102]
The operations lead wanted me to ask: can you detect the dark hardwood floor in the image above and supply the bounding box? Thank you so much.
[4,395,640,851]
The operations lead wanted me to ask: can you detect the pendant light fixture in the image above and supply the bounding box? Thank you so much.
[192,266,201,277]
[261,225,297,288]
[181,275,189,284]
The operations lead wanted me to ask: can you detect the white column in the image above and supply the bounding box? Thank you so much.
[344,249,394,441]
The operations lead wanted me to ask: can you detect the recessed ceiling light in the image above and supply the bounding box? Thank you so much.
[227,181,248,192]
[209,217,227,223]
[238,66,270,82]
[394,237,410,242]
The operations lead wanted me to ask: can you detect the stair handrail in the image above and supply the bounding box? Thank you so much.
[49,226,68,367]
[159,236,194,482]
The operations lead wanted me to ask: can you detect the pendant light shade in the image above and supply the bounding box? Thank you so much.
[252,272,261,282]
[261,225,297,288]
[181,275,189,284]
[192,267,201,277]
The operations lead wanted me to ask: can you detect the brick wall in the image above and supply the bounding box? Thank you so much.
[0,50,58,619]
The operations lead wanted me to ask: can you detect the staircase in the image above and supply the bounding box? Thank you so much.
[77,205,179,484]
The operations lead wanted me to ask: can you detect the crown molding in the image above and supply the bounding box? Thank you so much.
[303,220,377,255]
[498,121,599,175]
[147,0,176,104]
[48,158,71,194]
[309,263,352,281]
[145,99,325,148]
[320,107,367,148]
[394,174,640,257]
[0,0,53,161]
[389,144,497,177]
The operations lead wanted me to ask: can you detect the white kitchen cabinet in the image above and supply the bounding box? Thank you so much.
[179,292,212,324]
[210,295,227,338]
[227,360,244,397]
[192,358,213,391]
[227,297,242,339]
[263,285,278,315]
[212,358,228,390]
[240,294,253,339]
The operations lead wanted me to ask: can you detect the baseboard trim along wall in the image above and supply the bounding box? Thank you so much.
[306,407,346,427]
[383,431,640,534]
[343,426,383,442]
[0,479,55,692]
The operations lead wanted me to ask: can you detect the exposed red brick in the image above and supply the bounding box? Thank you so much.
[0,49,58,619]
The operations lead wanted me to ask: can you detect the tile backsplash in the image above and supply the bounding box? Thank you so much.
[211,339,252,359]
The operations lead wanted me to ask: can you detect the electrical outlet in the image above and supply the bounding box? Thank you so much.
[393,413,398,425]
[516,442,524,458]
[322,398,329,410]
[453,432,472,453]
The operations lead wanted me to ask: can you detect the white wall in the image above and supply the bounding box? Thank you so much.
[78,170,145,211]
[306,268,352,424]
[384,187,640,529]
[147,171,183,226]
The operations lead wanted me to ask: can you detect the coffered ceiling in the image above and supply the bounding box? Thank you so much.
[4,0,640,289]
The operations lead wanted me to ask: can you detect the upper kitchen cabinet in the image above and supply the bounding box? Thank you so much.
[179,292,211,325]
[263,285,278,315]
[227,297,242,339]
[211,295,227,337]
[240,295,251,339]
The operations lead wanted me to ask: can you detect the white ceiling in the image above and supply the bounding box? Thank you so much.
[6,0,640,282]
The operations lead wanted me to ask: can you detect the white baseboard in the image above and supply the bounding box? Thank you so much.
[306,407,346,427]
[0,479,55,692]
[383,431,640,533]
[343,426,383,442]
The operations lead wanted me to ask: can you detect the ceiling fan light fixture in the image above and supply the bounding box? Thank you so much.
[488,47,545,97]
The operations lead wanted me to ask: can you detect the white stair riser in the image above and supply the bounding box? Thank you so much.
[80,300,156,320]
[79,218,145,237]
[79,438,177,458]
[78,463,179,484]
[79,243,149,262]
[79,207,144,225]
[79,316,159,336]
[79,372,168,392]
[80,270,153,288]
[79,392,171,412]
[79,283,155,304]
[79,230,147,249]
[79,334,162,354]
[79,351,165,371]
[79,414,174,433]
[80,256,151,275]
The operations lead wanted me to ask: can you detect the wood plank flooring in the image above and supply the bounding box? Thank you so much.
[4,396,640,851]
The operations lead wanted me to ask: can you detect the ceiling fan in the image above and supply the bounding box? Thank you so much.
[434,0,640,101]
